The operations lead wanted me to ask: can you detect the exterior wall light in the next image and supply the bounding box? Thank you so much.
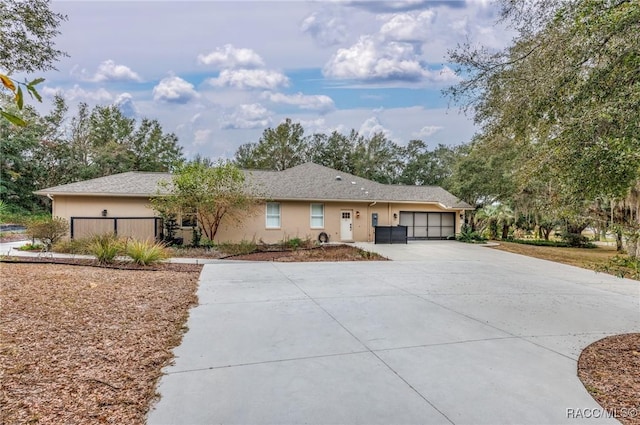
[393,213,398,220]
[102,209,108,217]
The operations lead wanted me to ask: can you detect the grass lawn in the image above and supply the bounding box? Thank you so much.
[490,241,622,272]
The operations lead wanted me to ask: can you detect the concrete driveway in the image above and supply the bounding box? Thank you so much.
[148,242,639,425]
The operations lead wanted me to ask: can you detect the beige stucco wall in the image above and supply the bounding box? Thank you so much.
[51,195,465,243]
[53,195,154,221]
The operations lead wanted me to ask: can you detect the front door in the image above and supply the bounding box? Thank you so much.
[340,210,353,241]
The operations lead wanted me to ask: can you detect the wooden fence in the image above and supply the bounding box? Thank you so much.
[70,217,163,241]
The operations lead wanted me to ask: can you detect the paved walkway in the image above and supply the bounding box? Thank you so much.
[147,241,639,424]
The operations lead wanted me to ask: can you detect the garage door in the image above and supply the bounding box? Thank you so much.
[399,212,455,240]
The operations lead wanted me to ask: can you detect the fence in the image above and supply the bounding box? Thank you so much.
[374,225,408,244]
[70,217,163,241]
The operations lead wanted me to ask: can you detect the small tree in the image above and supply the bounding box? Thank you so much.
[152,161,259,243]
[26,216,68,250]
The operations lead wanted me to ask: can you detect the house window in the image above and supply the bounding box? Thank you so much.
[310,203,324,228]
[181,211,197,227]
[266,202,281,228]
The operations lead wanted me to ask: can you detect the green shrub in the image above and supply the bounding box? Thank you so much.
[456,224,487,243]
[596,255,640,280]
[26,217,68,251]
[87,234,123,264]
[126,240,169,265]
[17,242,44,251]
[507,238,596,248]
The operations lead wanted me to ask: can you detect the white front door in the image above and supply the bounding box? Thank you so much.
[340,210,353,241]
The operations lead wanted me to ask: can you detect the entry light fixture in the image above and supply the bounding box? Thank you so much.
[102,209,108,217]
[356,211,360,218]
[393,213,398,219]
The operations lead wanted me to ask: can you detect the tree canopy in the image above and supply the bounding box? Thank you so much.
[152,161,258,242]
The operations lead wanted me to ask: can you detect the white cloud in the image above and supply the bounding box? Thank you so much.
[42,84,114,103]
[193,129,212,146]
[114,92,138,118]
[197,44,265,70]
[261,92,335,113]
[81,60,143,83]
[413,125,443,138]
[208,69,289,90]
[300,10,347,47]
[359,116,392,138]
[152,76,199,104]
[324,35,425,82]
[379,11,435,42]
[221,103,272,129]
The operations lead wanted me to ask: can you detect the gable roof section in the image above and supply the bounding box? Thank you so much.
[35,163,473,209]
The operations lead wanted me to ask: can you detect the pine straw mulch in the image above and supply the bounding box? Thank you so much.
[227,244,387,262]
[0,262,201,425]
[578,333,640,425]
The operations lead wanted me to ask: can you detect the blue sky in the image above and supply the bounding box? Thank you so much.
[34,0,510,159]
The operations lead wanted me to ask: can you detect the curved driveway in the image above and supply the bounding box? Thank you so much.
[148,242,639,424]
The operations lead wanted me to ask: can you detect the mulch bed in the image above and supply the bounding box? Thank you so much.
[578,333,640,425]
[0,263,201,424]
[227,244,387,261]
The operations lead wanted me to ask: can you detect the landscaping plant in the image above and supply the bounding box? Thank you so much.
[25,217,68,251]
[87,234,123,264]
[126,240,169,265]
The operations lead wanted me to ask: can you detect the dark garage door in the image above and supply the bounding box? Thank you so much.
[399,212,455,240]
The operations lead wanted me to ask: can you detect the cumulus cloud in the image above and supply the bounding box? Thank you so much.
[197,44,265,69]
[359,116,392,138]
[300,10,347,47]
[114,92,138,118]
[221,103,272,129]
[208,69,289,90]
[152,75,199,104]
[42,84,114,103]
[261,92,335,113]
[379,11,435,42]
[413,125,443,138]
[324,35,425,82]
[79,60,143,83]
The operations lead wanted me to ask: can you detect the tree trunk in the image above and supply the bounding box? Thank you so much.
[501,223,510,240]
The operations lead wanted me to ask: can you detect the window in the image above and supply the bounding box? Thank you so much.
[266,202,281,228]
[181,210,197,227]
[310,203,324,228]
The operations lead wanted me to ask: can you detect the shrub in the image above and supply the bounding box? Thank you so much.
[456,224,487,243]
[17,242,44,251]
[217,240,257,256]
[506,238,596,248]
[560,231,592,247]
[126,240,169,265]
[51,238,91,254]
[26,217,68,251]
[87,234,123,264]
[596,255,640,280]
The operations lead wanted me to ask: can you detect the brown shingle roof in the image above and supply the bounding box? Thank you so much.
[35,163,472,209]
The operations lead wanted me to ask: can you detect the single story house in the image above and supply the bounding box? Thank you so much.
[35,162,473,243]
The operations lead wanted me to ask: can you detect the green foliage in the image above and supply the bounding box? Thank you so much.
[456,224,487,243]
[125,240,169,265]
[87,233,123,264]
[448,0,640,203]
[217,240,257,256]
[17,242,44,251]
[505,238,596,248]
[152,160,258,242]
[596,255,640,280]
[235,118,308,171]
[25,216,68,250]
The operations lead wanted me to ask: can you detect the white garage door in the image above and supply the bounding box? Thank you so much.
[399,212,455,240]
